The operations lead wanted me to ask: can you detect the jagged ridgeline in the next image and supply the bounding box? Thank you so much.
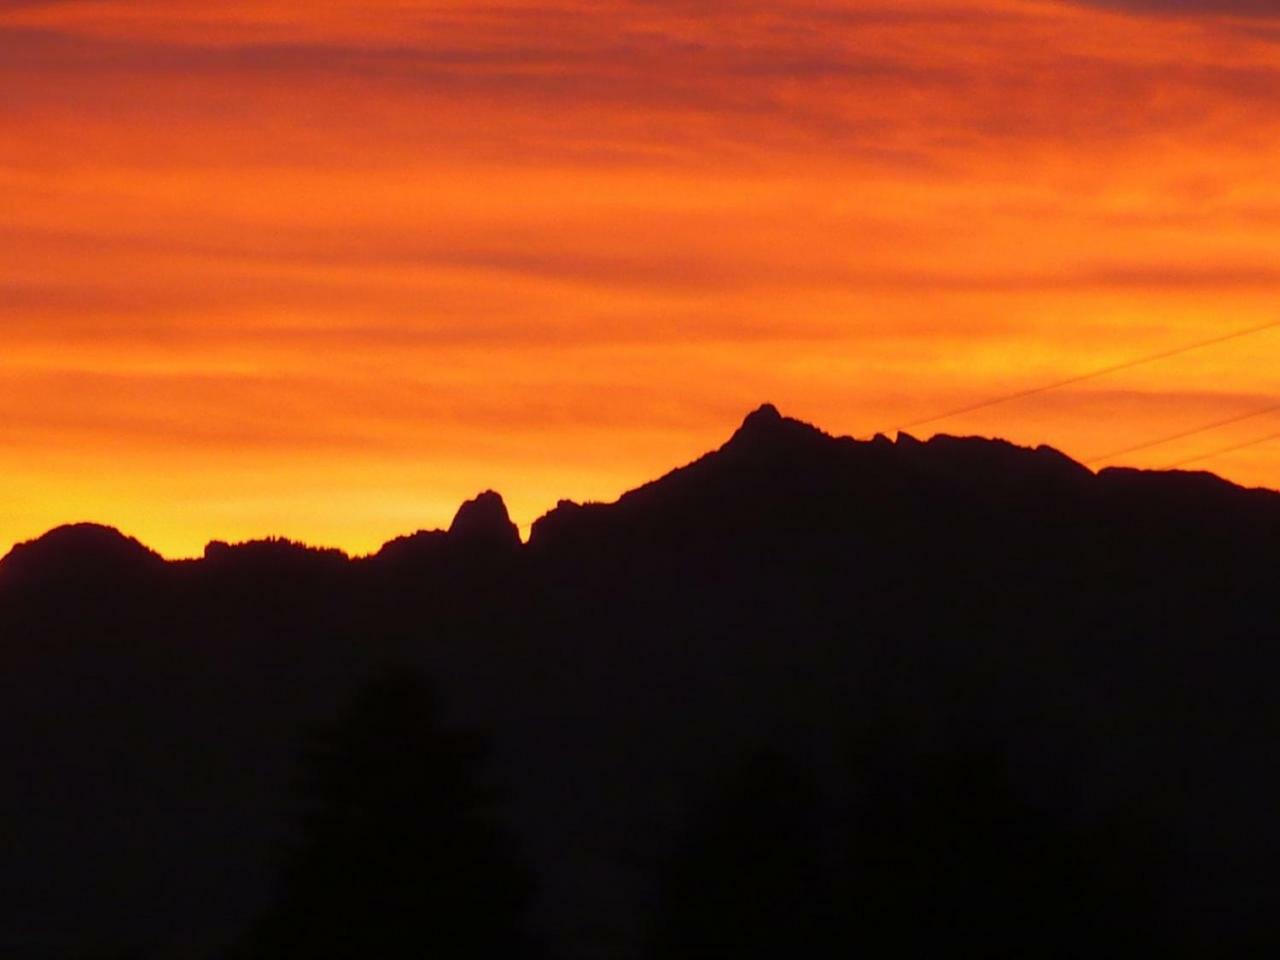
[3,405,1280,958]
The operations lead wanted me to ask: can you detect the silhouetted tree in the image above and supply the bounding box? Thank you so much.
[239,665,538,959]
[649,751,839,958]
[841,715,1168,958]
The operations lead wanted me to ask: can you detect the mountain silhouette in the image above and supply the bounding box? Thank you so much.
[0,522,164,587]
[3,406,1280,958]
[449,489,521,550]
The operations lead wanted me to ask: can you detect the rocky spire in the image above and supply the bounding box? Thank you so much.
[448,491,521,550]
[723,403,827,454]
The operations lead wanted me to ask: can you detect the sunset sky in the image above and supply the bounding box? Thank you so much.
[3,0,1279,557]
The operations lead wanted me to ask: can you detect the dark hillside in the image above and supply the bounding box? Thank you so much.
[3,406,1280,957]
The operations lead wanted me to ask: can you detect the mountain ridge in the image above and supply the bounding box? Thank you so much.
[6,404,1270,575]
[4,404,1280,958]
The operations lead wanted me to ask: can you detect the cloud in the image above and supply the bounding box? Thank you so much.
[5,0,1280,556]
[1068,0,1280,16]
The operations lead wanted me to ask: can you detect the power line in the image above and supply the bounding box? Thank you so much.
[1165,431,1280,469]
[1085,402,1280,465]
[896,318,1280,433]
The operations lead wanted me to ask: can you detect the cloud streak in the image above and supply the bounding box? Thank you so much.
[1066,0,1280,16]
[3,0,1280,555]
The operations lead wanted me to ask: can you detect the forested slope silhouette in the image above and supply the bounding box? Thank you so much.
[2,405,1280,957]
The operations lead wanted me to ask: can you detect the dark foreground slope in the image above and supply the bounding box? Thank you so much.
[3,405,1280,958]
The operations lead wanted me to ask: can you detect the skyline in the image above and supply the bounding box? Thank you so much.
[5,0,1280,557]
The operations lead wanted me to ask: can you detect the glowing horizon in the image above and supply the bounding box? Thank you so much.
[5,0,1280,558]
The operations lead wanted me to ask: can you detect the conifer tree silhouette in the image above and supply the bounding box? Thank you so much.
[240,665,538,959]
[842,716,1166,958]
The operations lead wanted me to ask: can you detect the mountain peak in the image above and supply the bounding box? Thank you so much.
[743,402,783,427]
[0,523,164,587]
[449,491,521,550]
[724,403,828,455]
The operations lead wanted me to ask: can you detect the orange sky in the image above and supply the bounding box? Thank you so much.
[3,0,1280,557]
